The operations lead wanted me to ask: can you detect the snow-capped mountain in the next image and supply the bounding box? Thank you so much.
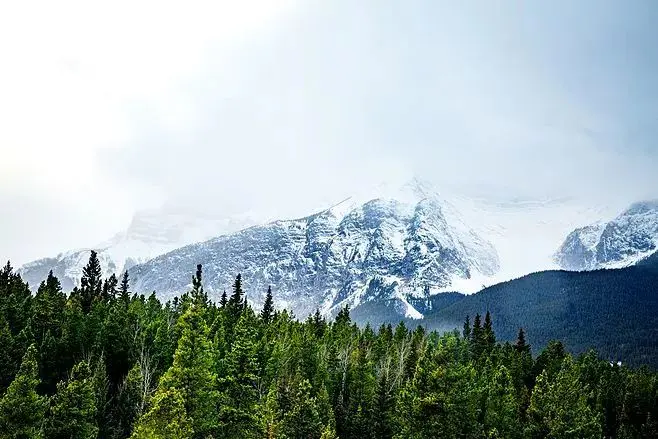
[130,179,500,319]
[554,200,658,271]
[18,207,259,291]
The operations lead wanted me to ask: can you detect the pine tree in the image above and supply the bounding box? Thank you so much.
[279,377,324,439]
[119,271,130,304]
[514,328,529,354]
[463,315,472,341]
[0,344,47,438]
[218,311,260,438]
[260,286,274,324]
[526,356,602,438]
[81,250,103,313]
[190,264,206,306]
[32,271,66,344]
[158,305,219,438]
[112,363,144,438]
[373,372,394,439]
[219,291,228,308]
[102,273,118,302]
[483,311,496,351]
[44,360,98,439]
[0,321,15,392]
[225,274,246,341]
[130,388,193,439]
[471,313,483,358]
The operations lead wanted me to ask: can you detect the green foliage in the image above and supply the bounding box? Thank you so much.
[44,360,98,439]
[158,305,219,439]
[0,344,47,438]
[1,262,658,439]
[527,356,602,438]
[130,388,193,439]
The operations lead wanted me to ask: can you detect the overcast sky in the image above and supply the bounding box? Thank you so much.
[2,0,658,265]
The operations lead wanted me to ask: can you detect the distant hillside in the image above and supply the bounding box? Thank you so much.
[421,256,658,367]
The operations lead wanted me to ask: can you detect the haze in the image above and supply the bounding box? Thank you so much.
[2,0,657,265]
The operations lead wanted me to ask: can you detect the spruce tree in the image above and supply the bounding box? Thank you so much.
[526,356,602,438]
[158,305,219,438]
[279,377,324,439]
[0,321,15,392]
[514,328,529,353]
[219,291,228,308]
[483,310,496,351]
[190,264,206,306]
[81,250,103,313]
[32,271,66,344]
[463,315,472,341]
[130,388,193,439]
[102,273,118,303]
[260,286,274,324]
[218,311,260,438]
[44,360,98,439]
[0,344,47,438]
[471,313,483,358]
[119,271,130,304]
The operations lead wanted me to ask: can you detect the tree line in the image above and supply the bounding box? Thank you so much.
[0,251,657,438]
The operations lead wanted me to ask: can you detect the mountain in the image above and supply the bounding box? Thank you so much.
[130,179,500,319]
[419,252,658,367]
[554,200,658,271]
[18,207,258,291]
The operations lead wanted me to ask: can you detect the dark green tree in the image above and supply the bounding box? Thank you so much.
[0,344,47,438]
[119,271,130,304]
[80,250,103,313]
[130,388,193,439]
[44,360,98,439]
[158,305,219,439]
[260,286,275,324]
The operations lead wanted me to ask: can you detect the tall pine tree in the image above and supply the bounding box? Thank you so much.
[0,344,47,438]
[80,250,103,313]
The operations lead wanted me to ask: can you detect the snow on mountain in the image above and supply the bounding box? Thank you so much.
[554,200,658,270]
[444,192,615,286]
[129,178,500,319]
[18,207,260,291]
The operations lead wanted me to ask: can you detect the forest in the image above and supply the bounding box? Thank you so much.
[1,251,657,438]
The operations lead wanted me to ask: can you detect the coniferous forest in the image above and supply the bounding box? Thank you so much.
[1,251,658,439]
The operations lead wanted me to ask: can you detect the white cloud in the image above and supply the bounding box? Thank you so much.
[1,0,657,265]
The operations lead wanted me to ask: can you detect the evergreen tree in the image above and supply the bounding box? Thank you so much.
[190,264,206,306]
[471,313,484,358]
[514,328,530,354]
[279,377,324,439]
[0,344,47,438]
[102,273,118,303]
[130,388,193,439]
[526,356,602,438]
[219,291,228,308]
[481,364,521,438]
[218,311,261,438]
[80,250,103,313]
[0,321,15,392]
[260,286,275,324]
[463,315,472,341]
[119,271,130,304]
[158,305,219,439]
[44,360,98,439]
[483,310,496,351]
[373,372,394,439]
[111,363,143,439]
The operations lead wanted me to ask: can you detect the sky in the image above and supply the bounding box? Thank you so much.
[1,0,658,265]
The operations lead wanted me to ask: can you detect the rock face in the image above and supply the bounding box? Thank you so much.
[554,201,658,271]
[18,207,257,291]
[129,179,500,319]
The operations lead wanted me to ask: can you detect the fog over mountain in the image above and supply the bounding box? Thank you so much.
[2,0,658,267]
